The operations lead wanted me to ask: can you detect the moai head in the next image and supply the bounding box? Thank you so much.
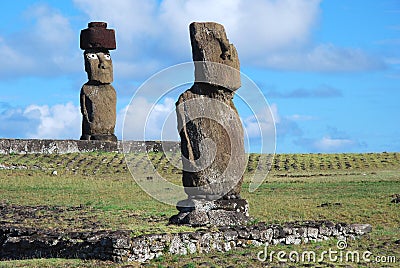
[84,49,113,83]
[80,22,116,84]
[189,22,241,91]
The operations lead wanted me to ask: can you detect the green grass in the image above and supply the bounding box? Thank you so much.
[0,152,399,267]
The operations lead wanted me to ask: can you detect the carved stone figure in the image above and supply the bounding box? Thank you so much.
[170,22,248,226]
[79,22,117,142]
[190,22,240,91]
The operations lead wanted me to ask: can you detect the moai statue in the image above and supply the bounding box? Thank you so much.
[170,22,248,226]
[79,22,117,142]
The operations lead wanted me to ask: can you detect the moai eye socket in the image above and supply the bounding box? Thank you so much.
[104,54,111,60]
[86,53,98,60]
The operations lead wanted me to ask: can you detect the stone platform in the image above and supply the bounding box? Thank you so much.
[0,139,180,154]
[0,221,372,263]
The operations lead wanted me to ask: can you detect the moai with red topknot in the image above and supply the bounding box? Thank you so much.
[79,22,117,142]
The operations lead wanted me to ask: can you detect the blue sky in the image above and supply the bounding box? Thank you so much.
[0,0,399,153]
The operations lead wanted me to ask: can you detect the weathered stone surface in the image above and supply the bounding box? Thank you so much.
[0,226,131,262]
[84,50,114,84]
[176,198,249,215]
[170,199,249,226]
[80,22,116,50]
[0,220,372,263]
[190,22,240,91]
[177,80,245,194]
[176,83,245,199]
[0,139,179,154]
[80,84,117,142]
[172,22,246,227]
[348,224,372,235]
[391,194,400,203]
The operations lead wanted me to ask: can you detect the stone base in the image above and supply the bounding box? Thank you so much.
[80,134,117,142]
[0,139,181,154]
[0,220,372,263]
[169,198,249,227]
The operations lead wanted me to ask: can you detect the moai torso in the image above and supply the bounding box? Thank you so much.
[80,84,116,140]
[79,22,117,142]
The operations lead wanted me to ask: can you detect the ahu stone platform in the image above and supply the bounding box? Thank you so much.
[0,139,180,154]
[0,221,371,263]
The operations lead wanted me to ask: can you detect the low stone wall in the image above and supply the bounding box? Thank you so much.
[0,139,180,154]
[0,221,371,263]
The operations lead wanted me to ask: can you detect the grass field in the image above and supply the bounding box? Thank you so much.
[0,152,399,267]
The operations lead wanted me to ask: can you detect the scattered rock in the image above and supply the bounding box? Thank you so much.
[198,262,213,267]
[391,194,400,203]
[318,202,342,208]
[348,223,372,235]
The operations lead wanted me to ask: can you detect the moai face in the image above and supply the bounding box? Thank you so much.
[84,49,113,84]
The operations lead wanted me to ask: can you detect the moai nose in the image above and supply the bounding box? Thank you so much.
[99,61,106,69]
[98,55,110,69]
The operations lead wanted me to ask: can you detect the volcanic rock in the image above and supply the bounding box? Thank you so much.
[80,84,117,142]
[171,22,247,226]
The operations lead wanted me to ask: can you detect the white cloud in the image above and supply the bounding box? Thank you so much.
[73,0,158,43]
[0,102,81,139]
[267,84,342,98]
[156,0,320,58]
[73,0,319,55]
[25,5,80,73]
[113,60,162,81]
[242,103,303,142]
[0,0,385,79]
[24,102,81,139]
[118,97,178,141]
[0,39,35,76]
[287,114,317,121]
[233,0,320,57]
[157,0,242,56]
[375,38,400,46]
[384,57,400,65]
[311,136,357,152]
[293,126,367,152]
[72,0,384,73]
[243,104,277,139]
[1,99,179,141]
[0,4,80,78]
[26,5,74,50]
[258,44,385,71]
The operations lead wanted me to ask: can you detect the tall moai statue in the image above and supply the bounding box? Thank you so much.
[79,22,117,142]
[170,22,248,226]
